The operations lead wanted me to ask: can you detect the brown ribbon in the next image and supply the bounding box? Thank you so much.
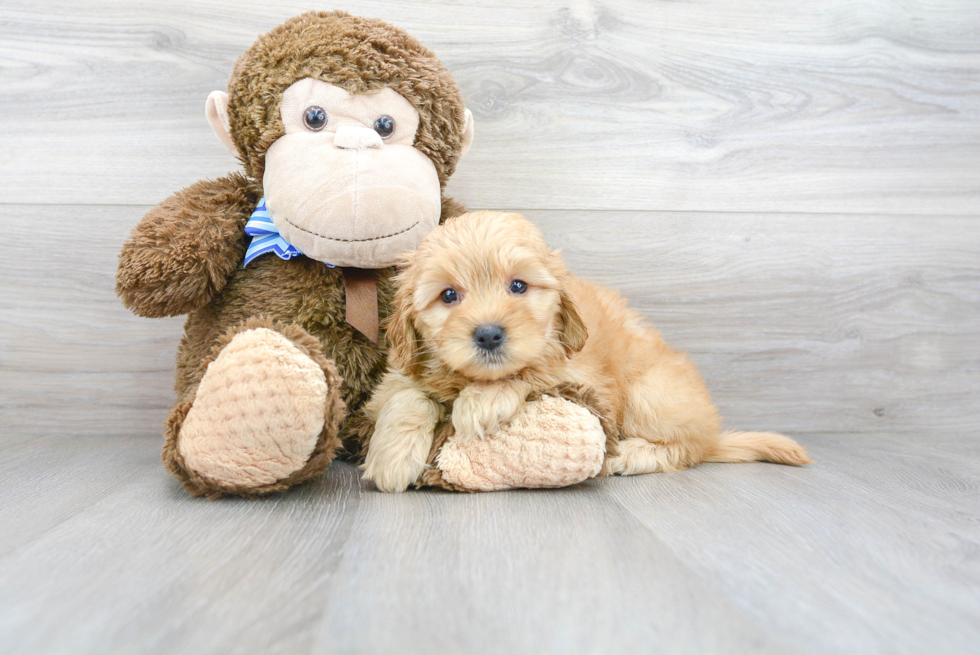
[342,267,379,344]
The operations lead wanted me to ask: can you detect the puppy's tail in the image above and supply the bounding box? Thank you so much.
[705,431,813,466]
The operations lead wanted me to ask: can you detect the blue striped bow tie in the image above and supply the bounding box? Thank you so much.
[243,198,335,268]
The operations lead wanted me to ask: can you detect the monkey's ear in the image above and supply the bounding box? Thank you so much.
[206,91,238,158]
[460,108,475,157]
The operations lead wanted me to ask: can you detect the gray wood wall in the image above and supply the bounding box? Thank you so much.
[2,0,978,442]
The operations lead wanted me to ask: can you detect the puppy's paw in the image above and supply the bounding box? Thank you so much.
[451,396,492,440]
[362,390,440,493]
[452,384,526,440]
[362,448,427,493]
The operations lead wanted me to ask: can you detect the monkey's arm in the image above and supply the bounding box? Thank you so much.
[116,174,257,318]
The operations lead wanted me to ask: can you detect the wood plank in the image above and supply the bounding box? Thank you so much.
[0,434,154,556]
[0,204,184,436]
[3,205,976,438]
[526,209,980,436]
[603,432,980,653]
[1,0,978,213]
[0,434,976,653]
[0,453,364,654]
[309,473,805,655]
[0,438,806,654]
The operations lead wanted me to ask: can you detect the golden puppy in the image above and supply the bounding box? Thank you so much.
[363,211,811,492]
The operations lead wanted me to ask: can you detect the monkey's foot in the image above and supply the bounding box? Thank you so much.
[170,324,344,498]
[432,395,607,492]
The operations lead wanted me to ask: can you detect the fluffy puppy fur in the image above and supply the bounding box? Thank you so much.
[362,211,811,492]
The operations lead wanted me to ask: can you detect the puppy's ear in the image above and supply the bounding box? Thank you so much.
[547,250,588,355]
[558,288,588,355]
[385,266,425,377]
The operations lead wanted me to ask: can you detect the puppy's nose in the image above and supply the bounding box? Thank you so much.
[473,324,506,352]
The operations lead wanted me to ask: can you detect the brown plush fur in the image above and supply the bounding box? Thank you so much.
[116,12,469,497]
[117,173,256,319]
[227,11,468,184]
[377,212,811,483]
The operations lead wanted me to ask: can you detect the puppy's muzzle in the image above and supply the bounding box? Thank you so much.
[473,323,506,353]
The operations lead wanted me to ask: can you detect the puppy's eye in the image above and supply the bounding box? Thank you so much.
[509,280,528,295]
[304,106,327,131]
[440,288,459,304]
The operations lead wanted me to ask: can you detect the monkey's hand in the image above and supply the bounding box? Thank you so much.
[452,381,530,440]
[116,174,255,318]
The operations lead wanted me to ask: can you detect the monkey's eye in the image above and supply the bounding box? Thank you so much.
[509,280,528,295]
[303,106,327,131]
[373,115,395,138]
[440,288,459,305]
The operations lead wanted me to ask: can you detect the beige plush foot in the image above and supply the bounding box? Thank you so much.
[177,327,329,490]
[435,395,607,491]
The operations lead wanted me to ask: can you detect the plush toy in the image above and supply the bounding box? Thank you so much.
[416,385,616,492]
[116,11,608,497]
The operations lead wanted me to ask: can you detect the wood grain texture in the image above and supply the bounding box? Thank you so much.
[3,205,977,437]
[604,432,980,654]
[528,209,980,436]
[1,0,978,213]
[0,205,184,436]
[0,435,977,654]
[1,2,978,653]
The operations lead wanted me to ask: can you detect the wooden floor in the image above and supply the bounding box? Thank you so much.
[0,432,978,653]
[2,1,979,653]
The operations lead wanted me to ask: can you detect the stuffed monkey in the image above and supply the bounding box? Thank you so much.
[117,11,608,497]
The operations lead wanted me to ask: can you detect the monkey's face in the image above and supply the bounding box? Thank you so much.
[262,78,443,268]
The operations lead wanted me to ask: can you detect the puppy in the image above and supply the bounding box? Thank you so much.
[363,211,811,492]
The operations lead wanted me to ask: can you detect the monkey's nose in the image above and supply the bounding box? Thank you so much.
[473,324,506,352]
[333,126,383,150]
